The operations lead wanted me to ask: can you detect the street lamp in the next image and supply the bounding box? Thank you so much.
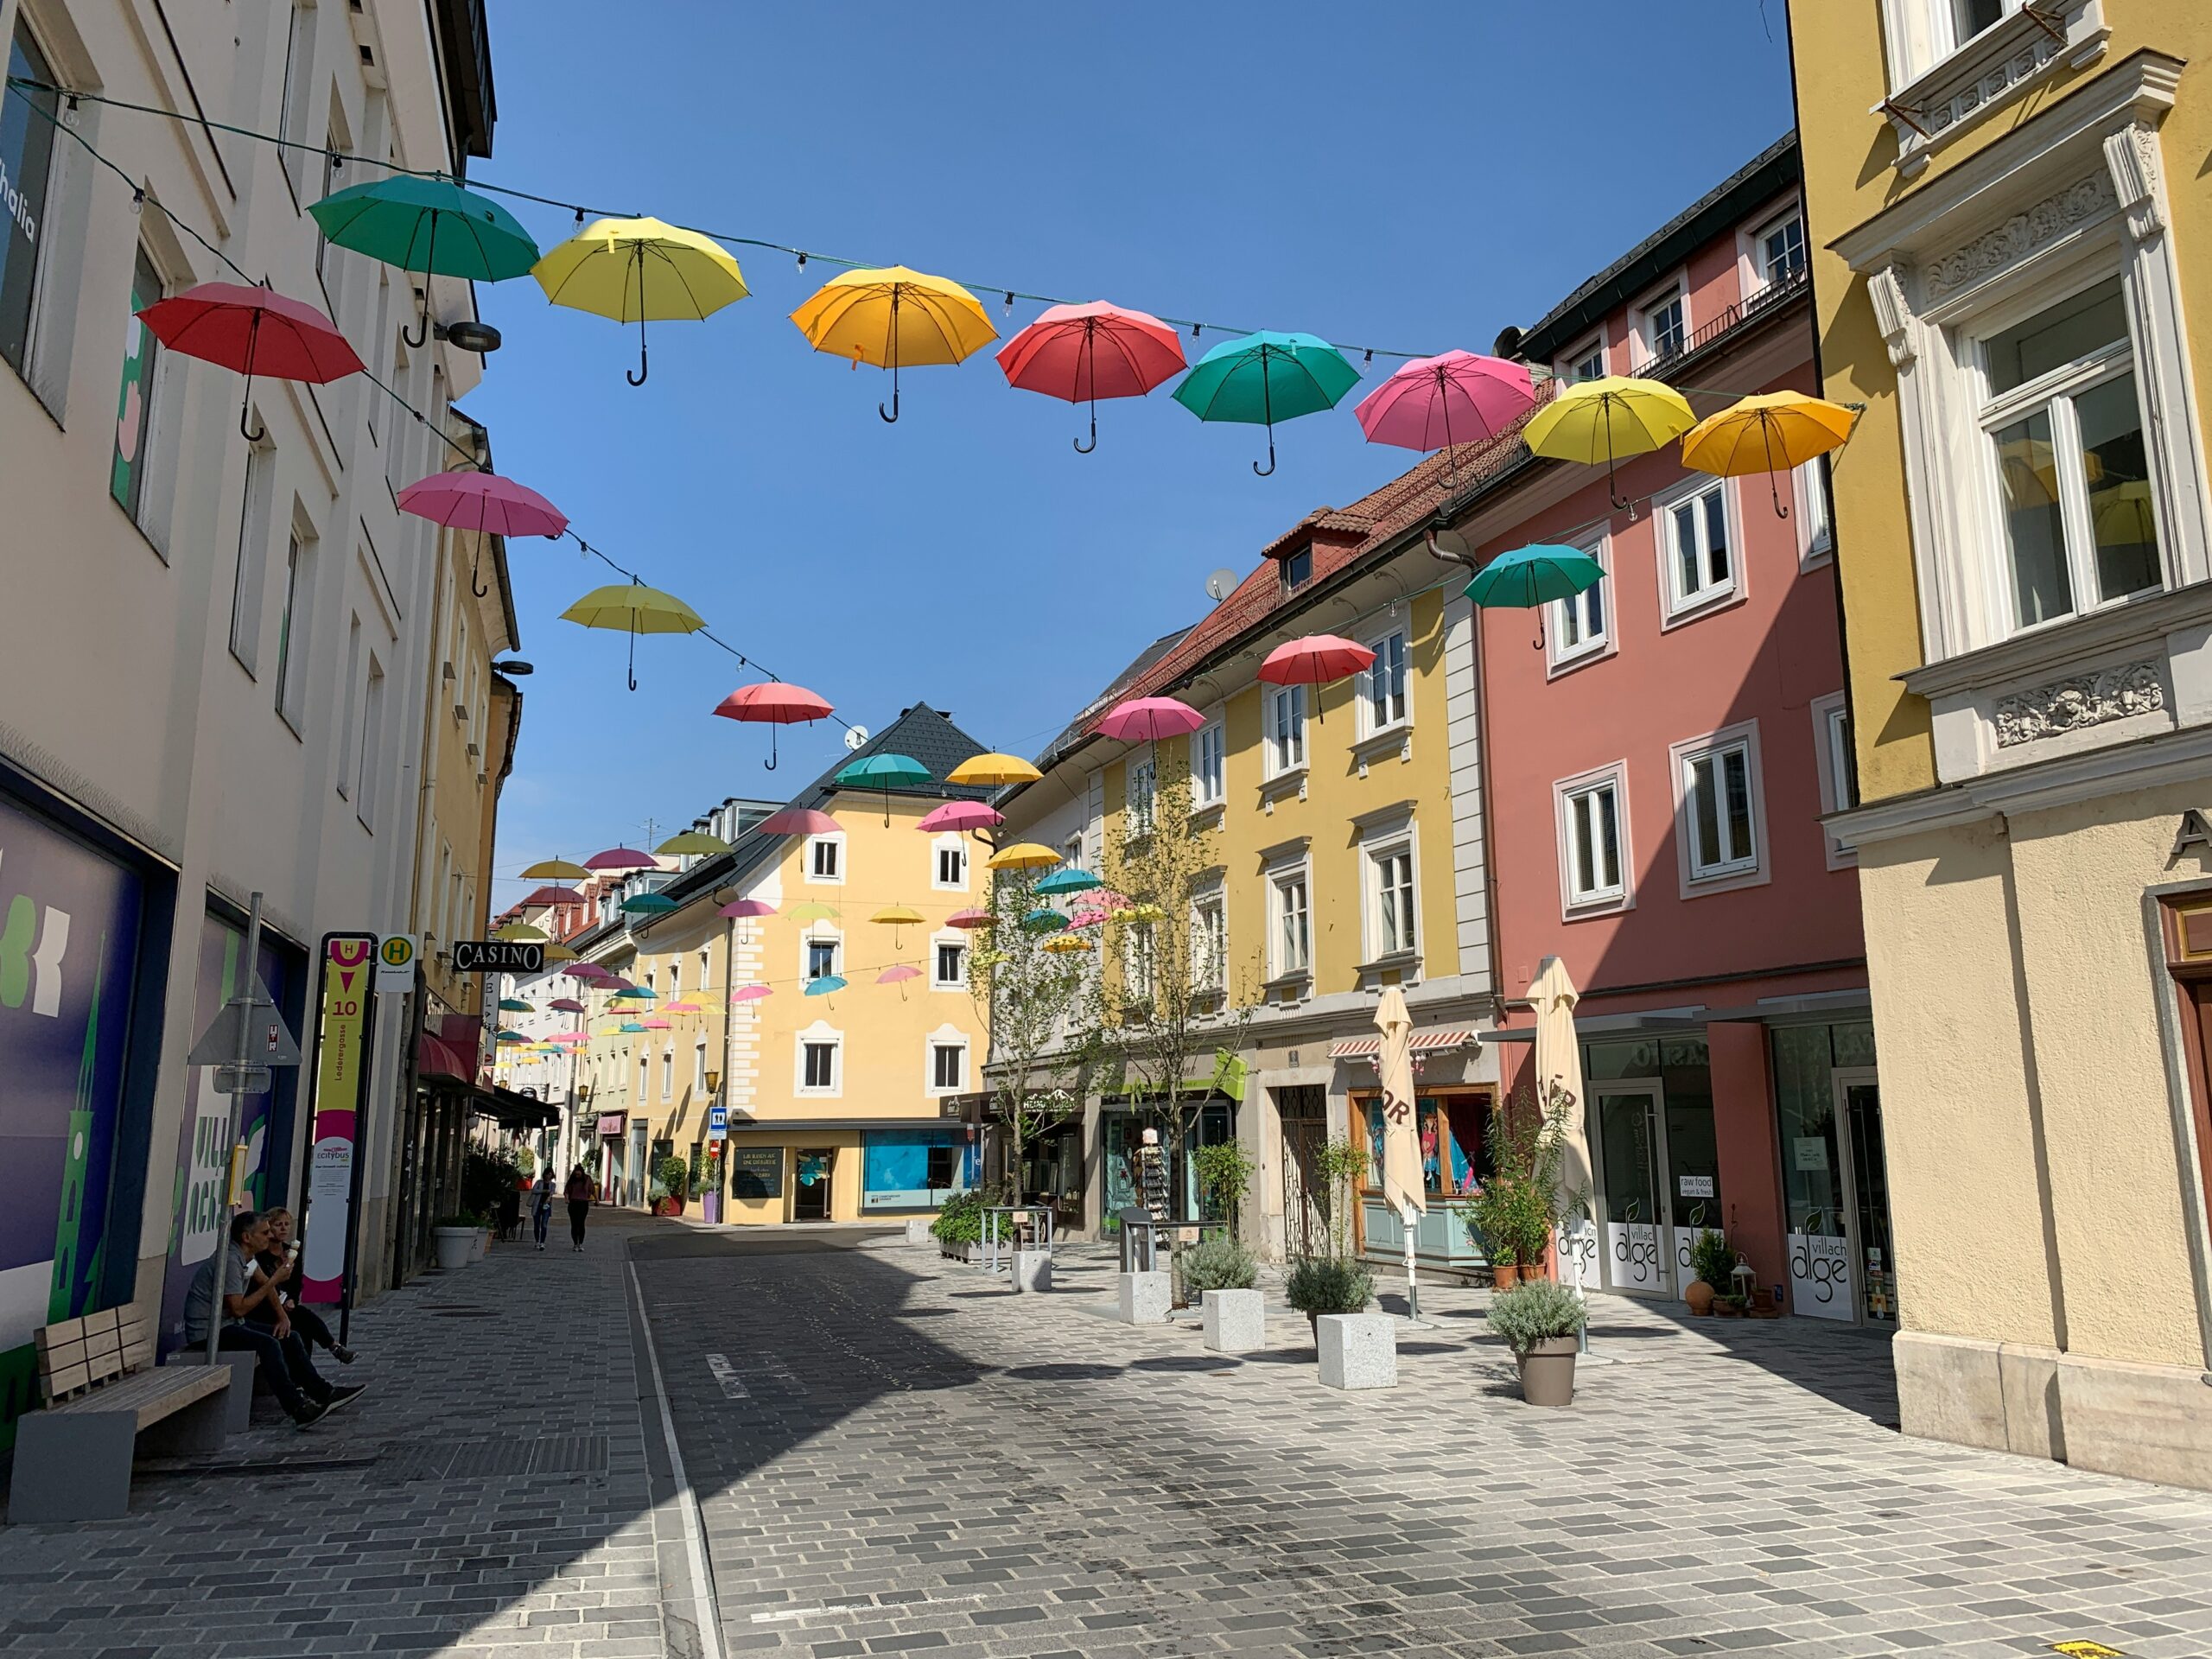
[705,1069,721,1096]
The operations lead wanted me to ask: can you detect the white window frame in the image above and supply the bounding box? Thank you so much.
[1364,836,1420,965]
[1266,684,1306,779]
[1744,200,1808,296]
[804,832,845,885]
[1554,330,1606,386]
[660,1047,674,1103]
[1631,273,1688,368]
[800,927,842,984]
[1192,718,1226,809]
[925,1026,969,1096]
[1269,865,1312,980]
[1669,720,1771,897]
[931,834,968,892]
[1191,887,1226,995]
[1796,458,1834,569]
[1122,921,1156,1005]
[1280,544,1313,594]
[1362,627,1410,736]
[1656,474,1744,624]
[694,1039,708,1095]
[1126,753,1157,833]
[1554,760,1633,919]
[796,1022,842,1097]
[1548,532,1613,673]
[1808,692,1859,870]
[930,931,967,992]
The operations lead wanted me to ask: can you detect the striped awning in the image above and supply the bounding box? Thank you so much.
[1327,1028,1474,1060]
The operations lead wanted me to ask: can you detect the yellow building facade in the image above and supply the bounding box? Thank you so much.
[1791,1,2212,1485]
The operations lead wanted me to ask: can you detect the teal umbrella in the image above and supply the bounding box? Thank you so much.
[621,892,677,915]
[1034,868,1102,897]
[1021,908,1071,933]
[308,175,540,346]
[804,974,848,995]
[1465,543,1604,650]
[1173,330,1361,475]
[618,1020,649,1033]
[834,751,932,824]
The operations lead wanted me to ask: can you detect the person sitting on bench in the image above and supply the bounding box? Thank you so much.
[251,1208,355,1364]
[183,1211,363,1428]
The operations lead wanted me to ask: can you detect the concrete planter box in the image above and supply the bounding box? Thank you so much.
[1317,1313,1397,1390]
[905,1217,933,1245]
[941,1242,980,1263]
[1517,1337,1579,1407]
[472,1228,490,1262]
[1117,1269,1172,1325]
[1201,1288,1265,1353]
[1011,1249,1052,1294]
[434,1227,475,1273]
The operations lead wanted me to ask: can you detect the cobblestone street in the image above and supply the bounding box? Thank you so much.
[6,1218,2212,1659]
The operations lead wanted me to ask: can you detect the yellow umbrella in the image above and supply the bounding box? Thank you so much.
[871,905,925,925]
[531,215,748,385]
[1680,391,1859,518]
[1523,375,1696,507]
[1117,902,1167,925]
[542,942,579,963]
[496,923,548,943]
[522,857,592,881]
[948,752,1041,787]
[988,842,1060,871]
[560,581,707,691]
[656,831,730,856]
[787,901,842,924]
[1042,934,1093,953]
[790,264,997,423]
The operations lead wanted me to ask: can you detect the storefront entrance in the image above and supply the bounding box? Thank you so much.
[793,1147,836,1219]
[1593,1082,1672,1295]
[1781,1069,1897,1324]
[1582,1035,1726,1302]
[1277,1086,1331,1257]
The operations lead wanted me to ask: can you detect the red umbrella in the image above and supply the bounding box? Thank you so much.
[758,807,840,837]
[711,681,834,771]
[947,907,995,930]
[548,998,587,1014]
[1259,634,1375,686]
[523,885,586,906]
[997,301,1186,454]
[137,282,364,440]
[565,963,613,982]
[1096,696,1204,742]
[584,847,656,871]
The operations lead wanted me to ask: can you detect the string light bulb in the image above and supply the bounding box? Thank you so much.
[795,251,807,271]
[1002,290,1014,315]
[1191,321,1202,339]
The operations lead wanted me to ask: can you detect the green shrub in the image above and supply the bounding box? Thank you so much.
[1488,1280,1587,1353]
[1285,1255,1373,1317]
[1192,1142,1257,1226]
[931,1190,985,1245]
[1181,1232,1257,1293]
[1688,1228,1736,1290]
[652,1154,689,1201]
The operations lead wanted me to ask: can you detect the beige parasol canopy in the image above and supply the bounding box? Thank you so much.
[1375,986,1425,1218]
[1529,956,1594,1284]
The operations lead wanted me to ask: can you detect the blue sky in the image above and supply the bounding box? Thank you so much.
[472,1,1796,891]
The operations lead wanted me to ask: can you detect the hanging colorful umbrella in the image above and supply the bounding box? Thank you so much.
[947,906,995,930]
[549,998,587,1014]
[719,899,776,919]
[787,901,842,925]
[561,581,707,691]
[309,175,541,344]
[1067,906,1110,928]
[995,300,1186,452]
[804,975,848,996]
[917,800,1004,835]
[758,807,841,838]
[835,752,932,826]
[946,752,1042,787]
[661,1001,702,1014]
[988,842,1061,872]
[498,997,534,1013]
[521,857,593,881]
[613,986,658,1001]
[657,830,731,856]
[1464,543,1606,651]
[398,470,568,597]
[617,1021,650,1034]
[790,265,997,423]
[523,885,586,907]
[730,984,772,1003]
[137,282,364,440]
[1260,634,1376,687]
[541,943,579,963]
[1021,908,1071,933]
[1680,390,1860,517]
[494,1028,527,1044]
[712,681,835,771]
[620,893,675,916]
[877,964,922,985]
[1042,934,1094,954]
[566,962,614,982]
[872,906,925,926]
[495,923,548,942]
[1522,376,1696,509]
[639,1016,672,1030]
[1035,868,1102,897]
[531,215,749,385]
[586,847,657,872]
[1096,696,1204,742]
[1352,350,1536,486]
[1173,330,1361,475]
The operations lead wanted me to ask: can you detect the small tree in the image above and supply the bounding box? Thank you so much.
[968,866,1099,1208]
[1192,1141,1257,1234]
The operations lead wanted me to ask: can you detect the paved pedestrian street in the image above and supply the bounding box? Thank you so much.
[6,1219,2212,1659]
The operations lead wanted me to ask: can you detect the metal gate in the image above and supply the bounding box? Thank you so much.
[1278,1086,1330,1258]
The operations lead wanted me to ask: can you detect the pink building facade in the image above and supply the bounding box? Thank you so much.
[1453,137,1891,1326]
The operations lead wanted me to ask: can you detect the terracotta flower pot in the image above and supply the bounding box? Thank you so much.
[1517,1337,1579,1407]
[1684,1279,1715,1315]
[1492,1262,1521,1290]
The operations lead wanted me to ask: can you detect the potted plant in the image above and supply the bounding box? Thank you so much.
[1285,1255,1375,1335]
[1456,1181,1519,1288]
[1489,1279,1588,1407]
[1183,1232,1264,1351]
[930,1190,985,1262]
[433,1214,476,1273]
[652,1154,689,1217]
[1686,1228,1733,1316]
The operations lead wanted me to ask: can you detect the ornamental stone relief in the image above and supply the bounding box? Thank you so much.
[1993,660,2164,747]
[1925,174,2117,301]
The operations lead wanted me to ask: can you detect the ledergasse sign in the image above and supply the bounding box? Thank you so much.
[301,935,376,1302]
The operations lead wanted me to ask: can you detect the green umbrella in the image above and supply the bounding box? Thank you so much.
[1173,330,1361,475]
[1465,543,1604,651]
[834,752,932,825]
[620,893,677,916]
[309,175,541,347]
[498,997,535,1013]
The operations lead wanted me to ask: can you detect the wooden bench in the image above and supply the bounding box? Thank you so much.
[6,1301,232,1522]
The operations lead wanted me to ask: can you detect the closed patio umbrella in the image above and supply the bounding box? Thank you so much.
[1375,986,1427,1323]
[1529,956,1595,1308]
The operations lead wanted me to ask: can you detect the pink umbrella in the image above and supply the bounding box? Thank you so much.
[661,1001,701,1013]
[996,301,1187,454]
[1068,906,1109,928]
[877,963,921,998]
[758,807,839,837]
[549,998,587,1014]
[397,470,568,601]
[585,847,656,871]
[719,899,776,918]
[730,984,772,1003]
[1352,350,1535,486]
[524,885,586,906]
[947,906,995,930]
[711,681,835,772]
[917,800,1003,834]
[1097,696,1204,742]
[566,963,613,982]
[1260,634,1374,687]
[639,1016,672,1029]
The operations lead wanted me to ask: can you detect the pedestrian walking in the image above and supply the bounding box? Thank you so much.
[564,1165,594,1251]
[532,1168,556,1251]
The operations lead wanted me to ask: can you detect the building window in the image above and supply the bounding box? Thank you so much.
[668,960,681,996]
[933,939,966,989]
[807,834,843,882]
[1809,692,1859,869]
[1560,334,1605,385]
[230,443,277,671]
[1980,276,2161,632]
[1798,460,1834,567]
[1549,537,1610,669]
[1673,722,1769,892]
[1953,0,2012,47]
[694,1041,707,1094]
[1127,754,1156,833]
[276,1,320,200]
[1123,922,1155,1004]
[355,655,385,830]
[1364,629,1409,733]
[1556,763,1630,913]
[1637,283,1686,364]
[931,1041,965,1092]
[1662,479,1737,617]
[273,531,313,733]
[1370,844,1417,958]
[799,1033,841,1095]
[0,20,59,379]
[1281,545,1312,593]
[1754,208,1807,289]
[1192,720,1225,807]
[1192,893,1225,993]
[111,246,164,524]
[660,1049,673,1103]
[933,839,966,889]
[1267,684,1306,776]
[804,934,841,982]
[1272,871,1311,977]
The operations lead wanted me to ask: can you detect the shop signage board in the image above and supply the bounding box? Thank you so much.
[453,940,544,974]
[708,1105,728,1141]
[1792,1136,1831,1172]
[1788,1230,1854,1321]
[729,1147,782,1199]
[1677,1173,1716,1198]
[374,934,417,994]
[300,935,377,1304]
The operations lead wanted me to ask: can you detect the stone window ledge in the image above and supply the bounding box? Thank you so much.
[1879,1,2110,180]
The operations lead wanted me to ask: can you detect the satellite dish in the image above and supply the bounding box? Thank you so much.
[842,726,868,752]
[1205,568,1238,601]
